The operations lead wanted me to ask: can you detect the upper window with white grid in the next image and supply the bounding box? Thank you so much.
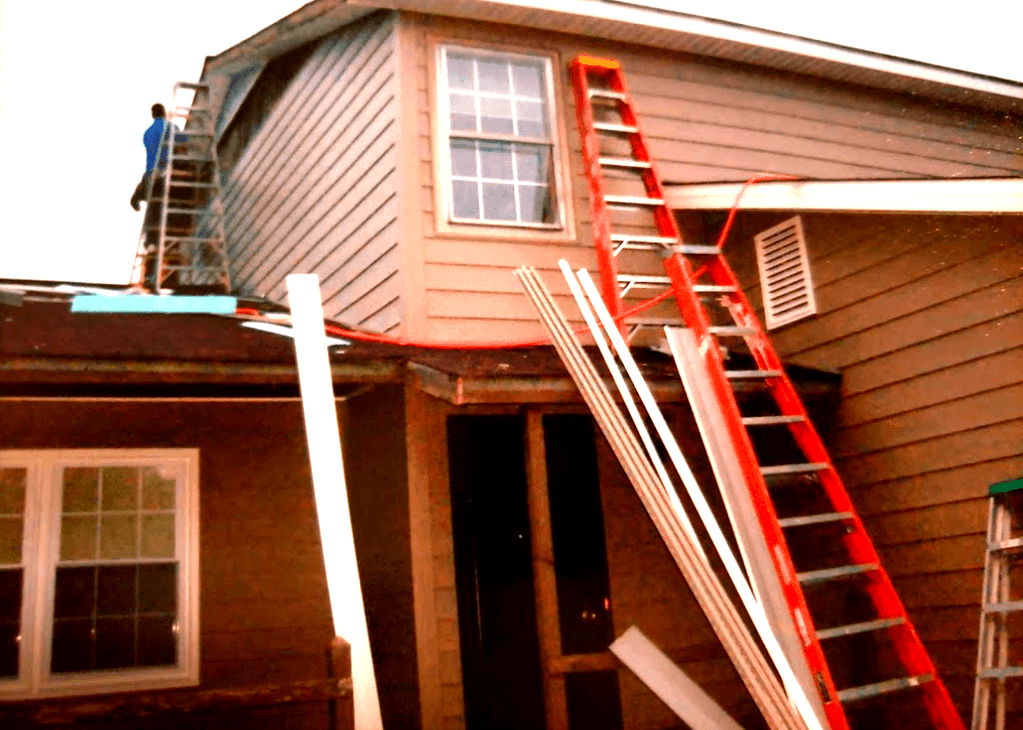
[439,47,563,227]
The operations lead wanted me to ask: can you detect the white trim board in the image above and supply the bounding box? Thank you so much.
[665,178,1023,213]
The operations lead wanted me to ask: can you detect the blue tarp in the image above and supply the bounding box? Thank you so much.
[71,295,237,314]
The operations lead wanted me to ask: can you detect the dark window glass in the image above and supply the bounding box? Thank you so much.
[51,619,93,673]
[54,567,96,619]
[543,415,615,655]
[138,615,177,667]
[566,671,623,730]
[0,569,22,677]
[139,564,176,614]
[97,565,136,616]
[95,617,135,670]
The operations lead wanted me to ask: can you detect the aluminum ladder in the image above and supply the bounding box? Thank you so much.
[972,478,1023,730]
[570,54,966,730]
[131,82,231,293]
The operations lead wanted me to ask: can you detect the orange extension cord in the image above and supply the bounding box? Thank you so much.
[236,175,798,349]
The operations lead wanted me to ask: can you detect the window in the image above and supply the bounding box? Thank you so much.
[0,450,199,699]
[438,46,567,229]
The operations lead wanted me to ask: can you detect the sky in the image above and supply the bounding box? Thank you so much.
[1,0,1021,285]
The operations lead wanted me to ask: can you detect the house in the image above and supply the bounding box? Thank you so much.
[2,1,1021,728]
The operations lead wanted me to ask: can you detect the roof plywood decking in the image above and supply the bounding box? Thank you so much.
[222,12,401,332]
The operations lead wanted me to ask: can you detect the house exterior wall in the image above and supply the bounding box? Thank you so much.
[398,11,1023,342]
[725,211,1023,722]
[1,396,417,729]
[220,11,403,333]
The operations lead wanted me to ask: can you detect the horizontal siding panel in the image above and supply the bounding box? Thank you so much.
[832,383,1023,459]
[862,498,988,547]
[426,318,552,343]
[786,276,1023,372]
[225,22,393,243]
[427,239,598,268]
[892,569,985,610]
[838,347,1023,427]
[836,419,1023,487]
[774,243,1022,357]
[912,605,981,642]
[630,92,1023,171]
[426,290,583,321]
[842,311,1023,395]
[878,534,985,577]
[232,51,398,281]
[254,158,398,297]
[852,457,1023,516]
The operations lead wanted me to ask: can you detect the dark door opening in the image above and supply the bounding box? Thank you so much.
[447,415,546,730]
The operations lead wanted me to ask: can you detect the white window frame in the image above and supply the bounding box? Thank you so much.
[0,449,200,700]
[436,44,570,232]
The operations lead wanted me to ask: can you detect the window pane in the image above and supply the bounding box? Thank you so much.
[450,139,478,177]
[100,514,138,559]
[515,144,552,183]
[477,58,510,93]
[101,467,138,511]
[0,569,22,678]
[480,97,513,134]
[141,514,175,558]
[97,565,137,616]
[142,467,175,510]
[0,468,26,514]
[482,183,517,221]
[139,564,177,614]
[516,101,546,139]
[518,185,555,224]
[512,62,544,98]
[479,141,513,180]
[61,515,97,560]
[96,617,135,670]
[51,619,93,673]
[447,54,474,90]
[62,467,98,512]
[0,518,22,564]
[449,93,477,132]
[138,615,176,667]
[452,180,480,219]
[54,566,96,619]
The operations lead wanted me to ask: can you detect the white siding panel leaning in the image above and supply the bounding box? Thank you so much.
[753,215,818,329]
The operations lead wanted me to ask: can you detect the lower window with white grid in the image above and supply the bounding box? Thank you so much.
[0,450,199,699]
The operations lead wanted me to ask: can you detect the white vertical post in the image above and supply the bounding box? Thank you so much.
[287,274,382,730]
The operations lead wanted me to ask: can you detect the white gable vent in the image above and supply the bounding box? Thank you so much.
[753,215,817,330]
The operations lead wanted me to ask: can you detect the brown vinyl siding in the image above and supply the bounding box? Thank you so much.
[725,212,1023,721]
[1,398,417,729]
[222,12,402,332]
[400,12,1023,342]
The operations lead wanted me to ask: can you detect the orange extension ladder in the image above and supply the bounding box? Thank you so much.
[570,55,966,730]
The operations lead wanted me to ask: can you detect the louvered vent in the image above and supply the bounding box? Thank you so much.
[753,216,817,330]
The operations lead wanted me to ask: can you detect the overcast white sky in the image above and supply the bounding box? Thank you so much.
[1,0,1021,285]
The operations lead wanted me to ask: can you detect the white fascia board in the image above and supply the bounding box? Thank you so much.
[349,0,1023,103]
[664,178,1023,213]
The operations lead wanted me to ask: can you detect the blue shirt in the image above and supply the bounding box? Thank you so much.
[143,118,182,172]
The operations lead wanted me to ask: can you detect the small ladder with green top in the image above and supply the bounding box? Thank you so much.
[972,477,1023,730]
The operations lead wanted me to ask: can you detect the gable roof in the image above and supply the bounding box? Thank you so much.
[203,0,1023,114]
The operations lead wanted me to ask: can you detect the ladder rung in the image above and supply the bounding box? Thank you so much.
[978,666,1023,679]
[676,245,722,255]
[593,122,639,134]
[163,236,222,244]
[742,415,804,425]
[725,369,782,379]
[628,317,682,327]
[599,157,651,169]
[777,511,853,528]
[816,617,904,640]
[605,195,665,207]
[761,462,829,476]
[836,675,933,703]
[983,599,1023,614]
[168,181,217,189]
[708,326,756,337]
[990,536,1023,552]
[798,563,878,585]
[589,89,627,101]
[617,274,670,287]
[693,284,738,294]
[164,207,206,214]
